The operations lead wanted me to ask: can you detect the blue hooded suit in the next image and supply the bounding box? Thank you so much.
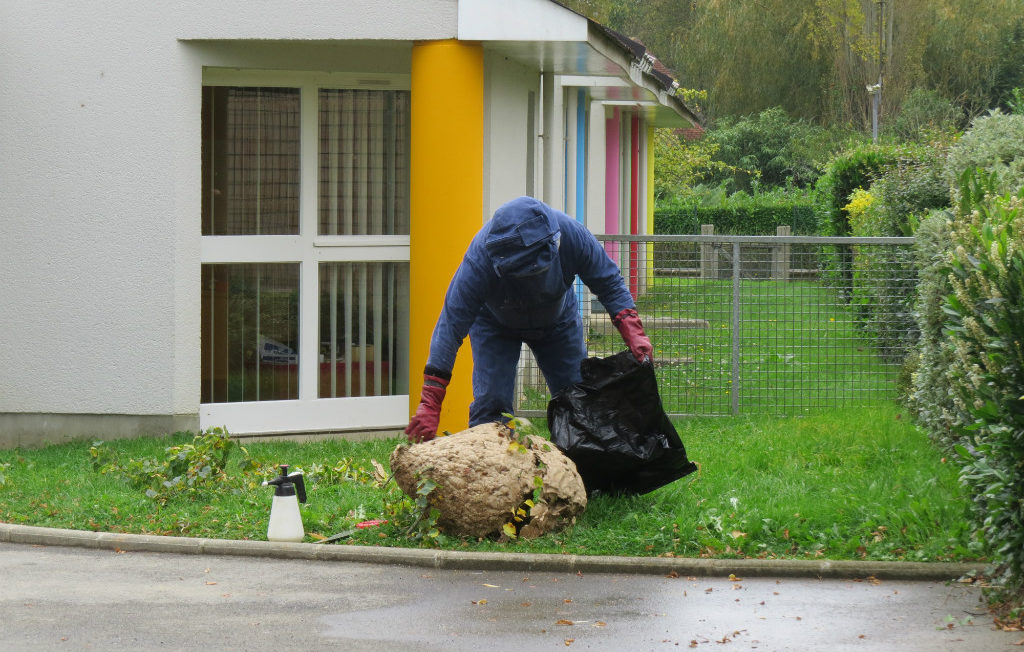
[424,196,636,426]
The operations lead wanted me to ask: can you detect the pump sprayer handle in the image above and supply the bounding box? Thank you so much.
[261,465,305,503]
[288,471,307,503]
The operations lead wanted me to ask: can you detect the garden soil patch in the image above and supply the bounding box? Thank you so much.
[389,423,586,538]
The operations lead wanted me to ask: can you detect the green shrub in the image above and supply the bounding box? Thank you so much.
[843,188,919,363]
[884,88,961,143]
[1007,87,1024,116]
[655,187,816,235]
[653,129,744,201]
[705,107,852,191]
[90,427,258,504]
[873,144,952,235]
[907,210,971,442]
[817,142,947,348]
[944,110,1024,197]
[815,143,900,237]
[939,173,1024,596]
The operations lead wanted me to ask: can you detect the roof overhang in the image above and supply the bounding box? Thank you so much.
[458,0,698,128]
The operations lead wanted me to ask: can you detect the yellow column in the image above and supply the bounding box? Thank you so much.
[409,40,484,434]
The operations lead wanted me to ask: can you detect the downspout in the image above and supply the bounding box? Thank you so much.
[575,87,587,318]
[576,88,587,224]
[542,71,557,206]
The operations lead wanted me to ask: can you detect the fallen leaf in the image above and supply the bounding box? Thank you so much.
[520,602,532,607]
[729,531,747,539]
[705,588,714,593]
[472,599,487,605]
[482,584,500,588]
[689,641,698,648]
[666,570,680,578]
[205,581,217,585]
[564,598,573,604]
[556,619,575,626]
[728,574,742,581]
[594,621,607,628]
[564,639,574,646]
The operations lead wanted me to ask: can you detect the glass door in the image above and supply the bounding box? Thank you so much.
[200,70,410,435]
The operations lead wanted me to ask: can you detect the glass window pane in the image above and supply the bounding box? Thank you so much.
[201,263,300,402]
[318,89,410,236]
[319,262,409,398]
[202,87,300,235]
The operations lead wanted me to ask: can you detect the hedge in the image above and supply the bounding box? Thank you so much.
[910,171,1024,598]
[654,201,817,235]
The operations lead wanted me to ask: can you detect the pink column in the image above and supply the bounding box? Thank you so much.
[604,108,620,263]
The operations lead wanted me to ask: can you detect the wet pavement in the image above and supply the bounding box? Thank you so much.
[2,541,1020,650]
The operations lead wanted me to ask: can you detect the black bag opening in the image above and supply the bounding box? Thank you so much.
[548,350,698,495]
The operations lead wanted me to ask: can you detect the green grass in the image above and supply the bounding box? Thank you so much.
[521,276,905,415]
[0,403,985,563]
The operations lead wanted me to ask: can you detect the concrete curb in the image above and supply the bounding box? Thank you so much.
[0,523,982,581]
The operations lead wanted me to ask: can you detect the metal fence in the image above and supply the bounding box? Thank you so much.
[515,233,918,418]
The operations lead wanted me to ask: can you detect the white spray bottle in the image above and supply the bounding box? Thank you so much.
[262,464,307,542]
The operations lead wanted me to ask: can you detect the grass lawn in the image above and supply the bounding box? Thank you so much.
[0,402,985,564]
[517,277,906,416]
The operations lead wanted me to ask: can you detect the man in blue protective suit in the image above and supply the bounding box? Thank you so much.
[406,196,653,443]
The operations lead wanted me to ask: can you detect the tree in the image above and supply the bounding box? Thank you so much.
[560,0,1024,130]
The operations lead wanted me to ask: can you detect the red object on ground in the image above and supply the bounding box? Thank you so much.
[355,519,387,529]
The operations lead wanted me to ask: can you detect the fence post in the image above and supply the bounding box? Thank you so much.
[700,224,717,279]
[731,241,741,415]
[772,225,791,280]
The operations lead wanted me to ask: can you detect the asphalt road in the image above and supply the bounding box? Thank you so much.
[1,542,1019,650]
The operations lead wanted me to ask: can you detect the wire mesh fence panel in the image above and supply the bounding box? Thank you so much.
[514,234,917,418]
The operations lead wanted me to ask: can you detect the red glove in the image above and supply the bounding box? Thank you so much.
[613,308,653,363]
[405,374,449,443]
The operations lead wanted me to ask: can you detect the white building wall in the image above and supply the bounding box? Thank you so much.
[0,2,454,440]
[585,101,608,234]
[482,52,539,220]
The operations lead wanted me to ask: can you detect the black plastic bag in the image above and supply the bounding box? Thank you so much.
[548,350,698,495]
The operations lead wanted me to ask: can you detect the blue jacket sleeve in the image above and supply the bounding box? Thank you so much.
[424,250,493,377]
[560,217,636,317]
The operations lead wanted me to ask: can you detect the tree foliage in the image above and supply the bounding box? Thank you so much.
[651,128,733,200]
[559,0,1024,129]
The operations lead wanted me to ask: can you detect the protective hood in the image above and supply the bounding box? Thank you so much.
[484,197,560,278]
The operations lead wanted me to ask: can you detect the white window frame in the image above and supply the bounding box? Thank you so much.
[200,68,411,435]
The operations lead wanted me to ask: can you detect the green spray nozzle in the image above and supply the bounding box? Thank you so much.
[263,464,306,503]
